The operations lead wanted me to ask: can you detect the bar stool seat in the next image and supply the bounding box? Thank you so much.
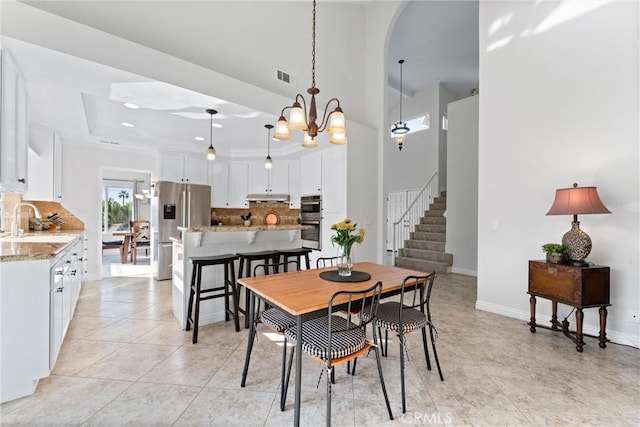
[277,247,312,270]
[236,250,280,328]
[186,254,240,344]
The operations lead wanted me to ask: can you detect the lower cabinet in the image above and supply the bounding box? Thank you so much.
[0,235,84,403]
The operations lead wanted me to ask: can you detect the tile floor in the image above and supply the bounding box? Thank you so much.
[1,269,639,426]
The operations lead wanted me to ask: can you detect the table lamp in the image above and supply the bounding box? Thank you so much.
[546,183,611,266]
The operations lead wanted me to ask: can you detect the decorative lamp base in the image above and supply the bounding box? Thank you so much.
[562,221,592,265]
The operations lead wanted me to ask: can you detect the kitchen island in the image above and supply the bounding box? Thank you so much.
[172,225,309,329]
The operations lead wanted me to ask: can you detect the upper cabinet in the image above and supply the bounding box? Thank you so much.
[247,160,289,194]
[288,160,301,209]
[159,153,208,185]
[300,149,346,214]
[208,160,229,207]
[300,151,323,195]
[0,48,29,192]
[25,125,63,201]
[228,161,249,208]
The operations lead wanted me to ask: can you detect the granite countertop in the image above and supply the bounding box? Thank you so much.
[0,230,84,262]
[179,225,312,232]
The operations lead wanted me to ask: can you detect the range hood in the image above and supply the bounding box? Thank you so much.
[246,193,290,203]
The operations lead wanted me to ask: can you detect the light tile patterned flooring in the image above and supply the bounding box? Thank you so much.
[1,269,639,426]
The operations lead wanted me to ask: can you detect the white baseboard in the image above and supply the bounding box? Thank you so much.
[450,266,477,276]
[475,300,640,349]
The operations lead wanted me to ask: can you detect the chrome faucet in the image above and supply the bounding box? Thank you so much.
[12,203,42,236]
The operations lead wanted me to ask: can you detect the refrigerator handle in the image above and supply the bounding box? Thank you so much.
[187,190,192,227]
[182,190,187,228]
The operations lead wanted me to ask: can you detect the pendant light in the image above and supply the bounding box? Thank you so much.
[391,59,410,151]
[205,109,217,161]
[273,0,347,147]
[264,124,273,169]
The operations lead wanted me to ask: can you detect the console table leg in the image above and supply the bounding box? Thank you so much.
[599,306,608,348]
[529,295,537,333]
[551,301,558,330]
[575,308,584,352]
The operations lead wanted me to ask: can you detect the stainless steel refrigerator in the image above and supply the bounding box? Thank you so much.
[150,181,211,280]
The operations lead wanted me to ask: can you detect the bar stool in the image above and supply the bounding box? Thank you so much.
[277,247,312,270]
[186,254,240,344]
[236,250,280,328]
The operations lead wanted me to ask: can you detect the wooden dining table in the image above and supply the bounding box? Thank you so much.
[238,261,427,426]
[111,231,133,264]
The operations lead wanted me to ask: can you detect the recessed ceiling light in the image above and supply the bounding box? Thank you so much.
[212,123,222,128]
[121,122,134,128]
[124,102,140,109]
[194,137,204,141]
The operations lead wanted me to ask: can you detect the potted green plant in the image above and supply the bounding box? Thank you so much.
[542,243,569,264]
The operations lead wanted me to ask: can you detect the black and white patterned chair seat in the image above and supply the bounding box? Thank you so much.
[284,315,365,360]
[362,301,427,333]
[260,307,296,332]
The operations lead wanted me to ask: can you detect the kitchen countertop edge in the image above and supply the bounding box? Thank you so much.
[0,230,85,262]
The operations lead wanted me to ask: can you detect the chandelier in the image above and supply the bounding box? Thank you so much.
[205,108,217,160]
[273,0,347,147]
[391,59,409,151]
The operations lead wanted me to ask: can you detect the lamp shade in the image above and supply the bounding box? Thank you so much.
[288,103,307,131]
[546,184,611,216]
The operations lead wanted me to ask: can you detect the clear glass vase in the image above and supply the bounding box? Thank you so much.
[337,245,353,277]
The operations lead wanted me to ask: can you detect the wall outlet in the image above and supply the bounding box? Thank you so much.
[630,312,640,324]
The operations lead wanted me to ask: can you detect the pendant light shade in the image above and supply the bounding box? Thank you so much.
[264,124,274,169]
[301,133,318,148]
[206,109,217,161]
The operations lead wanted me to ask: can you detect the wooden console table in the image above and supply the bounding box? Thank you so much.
[527,260,610,352]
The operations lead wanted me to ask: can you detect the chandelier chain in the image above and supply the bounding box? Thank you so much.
[311,0,316,88]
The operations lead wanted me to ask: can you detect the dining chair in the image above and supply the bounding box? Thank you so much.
[240,260,300,412]
[283,281,393,425]
[129,220,150,264]
[316,256,339,268]
[362,271,443,414]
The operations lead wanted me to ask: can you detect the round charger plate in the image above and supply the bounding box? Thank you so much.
[264,211,280,226]
[319,270,371,283]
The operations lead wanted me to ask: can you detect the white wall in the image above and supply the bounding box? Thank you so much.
[446,95,479,276]
[477,1,639,347]
[61,142,157,280]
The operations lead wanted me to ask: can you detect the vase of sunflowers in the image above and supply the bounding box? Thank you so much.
[330,218,366,277]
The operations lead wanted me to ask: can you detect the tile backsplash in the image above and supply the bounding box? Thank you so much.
[212,203,300,226]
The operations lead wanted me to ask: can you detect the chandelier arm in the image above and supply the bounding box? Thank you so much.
[317,98,342,133]
[295,93,310,129]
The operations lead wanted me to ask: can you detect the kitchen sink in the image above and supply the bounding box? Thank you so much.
[0,235,77,244]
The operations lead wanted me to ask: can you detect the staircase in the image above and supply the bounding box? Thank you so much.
[394,192,453,274]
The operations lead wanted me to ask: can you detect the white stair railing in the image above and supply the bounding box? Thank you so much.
[392,172,438,264]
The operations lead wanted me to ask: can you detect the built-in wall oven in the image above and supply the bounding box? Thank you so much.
[300,195,322,250]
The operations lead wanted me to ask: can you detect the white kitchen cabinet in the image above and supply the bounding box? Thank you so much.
[321,149,346,214]
[299,149,346,213]
[300,151,322,195]
[159,153,208,185]
[25,125,63,202]
[209,160,229,207]
[288,160,301,208]
[248,160,289,194]
[0,235,83,403]
[228,161,249,208]
[0,48,29,192]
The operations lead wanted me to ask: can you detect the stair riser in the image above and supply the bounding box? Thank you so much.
[405,241,445,251]
[415,224,446,233]
[410,232,446,242]
[425,210,445,217]
[398,248,453,263]
[420,217,446,225]
[429,202,446,210]
[394,257,450,274]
